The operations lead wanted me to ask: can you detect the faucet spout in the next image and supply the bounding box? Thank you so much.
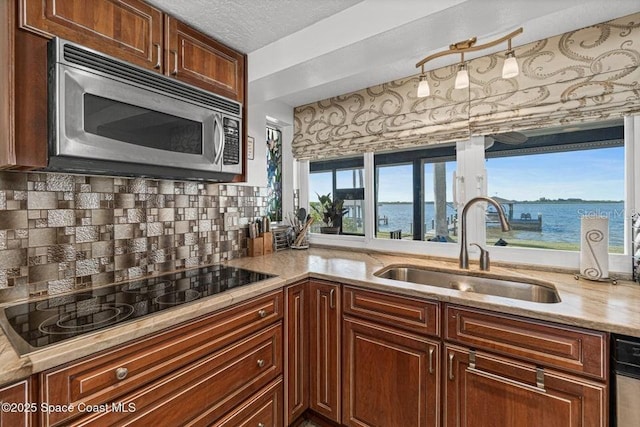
[459,196,511,269]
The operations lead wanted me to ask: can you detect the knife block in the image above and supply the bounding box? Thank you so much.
[262,232,273,254]
[248,232,273,257]
[248,236,264,257]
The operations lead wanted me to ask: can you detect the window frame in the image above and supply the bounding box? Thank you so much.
[301,116,637,275]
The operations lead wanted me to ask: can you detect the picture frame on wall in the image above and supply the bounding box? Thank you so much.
[247,136,255,160]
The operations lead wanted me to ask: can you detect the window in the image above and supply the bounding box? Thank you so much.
[424,160,457,242]
[485,122,624,253]
[374,145,457,241]
[309,157,365,235]
[301,118,634,273]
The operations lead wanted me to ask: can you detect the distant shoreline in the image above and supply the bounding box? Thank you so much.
[378,200,623,204]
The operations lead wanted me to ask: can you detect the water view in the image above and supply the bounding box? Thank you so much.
[377,201,625,252]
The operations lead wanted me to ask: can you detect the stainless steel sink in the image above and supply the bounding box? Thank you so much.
[374,265,561,303]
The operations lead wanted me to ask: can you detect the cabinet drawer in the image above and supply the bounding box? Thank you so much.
[208,377,283,427]
[74,323,282,426]
[41,291,283,426]
[343,286,440,336]
[445,305,607,380]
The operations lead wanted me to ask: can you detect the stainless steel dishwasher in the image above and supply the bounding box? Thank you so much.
[612,334,640,426]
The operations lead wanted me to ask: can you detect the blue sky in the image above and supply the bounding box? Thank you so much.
[309,147,624,203]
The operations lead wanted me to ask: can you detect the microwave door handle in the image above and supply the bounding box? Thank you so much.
[214,116,225,166]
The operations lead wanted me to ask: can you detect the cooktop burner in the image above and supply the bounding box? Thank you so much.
[1,265,274,354]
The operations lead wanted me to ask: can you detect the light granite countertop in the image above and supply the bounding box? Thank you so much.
[2,247,640,386]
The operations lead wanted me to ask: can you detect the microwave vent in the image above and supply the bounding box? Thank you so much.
[62,44,241,116]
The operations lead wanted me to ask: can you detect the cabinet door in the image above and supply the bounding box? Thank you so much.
[342,317,440,427]
[165,16,245,102]
[284,284,309,424]
[444,344,607,427]
[21,0,163,72]
[309,281,341,423]
[0,379,31,427]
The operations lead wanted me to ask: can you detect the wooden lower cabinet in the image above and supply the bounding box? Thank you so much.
[69,323,282,426]
[444,344,607,427]
[342,317,440,427]
[285,283,309,424]
[0,378,32,427]
[309,281,341,423]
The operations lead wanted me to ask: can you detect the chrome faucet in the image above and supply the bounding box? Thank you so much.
[459,196,511,269]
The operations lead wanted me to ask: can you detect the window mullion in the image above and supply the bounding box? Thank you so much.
[364,152,375,242]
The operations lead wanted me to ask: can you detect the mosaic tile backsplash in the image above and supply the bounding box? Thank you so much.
[0,172,266,302]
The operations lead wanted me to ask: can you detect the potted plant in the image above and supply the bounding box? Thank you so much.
[312,193,348,234]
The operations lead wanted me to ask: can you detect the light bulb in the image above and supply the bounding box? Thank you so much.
[454,64,469,89]
[417,75,430,97]
[502,51,519,79]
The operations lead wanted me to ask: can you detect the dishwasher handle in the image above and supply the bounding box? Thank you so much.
[614,335,640,379]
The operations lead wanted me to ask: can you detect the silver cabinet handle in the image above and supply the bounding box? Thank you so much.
[467,366,546,393]
[258,423,265,427]
[115,367,128,380]
[428,347,434,374]
[329,288,335,309]
[257,359,265,368]
[448,353,455,380]
[171,50,178,75]
[153,43,161,69]
[258,309,267,318]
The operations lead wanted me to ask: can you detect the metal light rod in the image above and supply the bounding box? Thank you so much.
[415,27,523,69]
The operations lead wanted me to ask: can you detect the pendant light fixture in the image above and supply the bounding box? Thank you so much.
[502,38,519,79]
[454,54,469,89]
[416,28,523,97]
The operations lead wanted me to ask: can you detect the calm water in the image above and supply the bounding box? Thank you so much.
[377,202,625,247]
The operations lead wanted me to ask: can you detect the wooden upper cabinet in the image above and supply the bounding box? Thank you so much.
[20,0,163,72]
[165,15,245,102]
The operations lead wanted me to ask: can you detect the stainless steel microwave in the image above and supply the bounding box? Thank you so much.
[47,38,242,181]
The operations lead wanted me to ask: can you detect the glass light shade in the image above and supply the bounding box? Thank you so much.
[502,52,519,79]
[454,65,469,89]
[417,76,430,97]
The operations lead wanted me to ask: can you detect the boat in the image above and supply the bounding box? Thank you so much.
[486,197,542,231]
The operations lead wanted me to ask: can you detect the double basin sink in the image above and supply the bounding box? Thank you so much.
[374,265,561,304]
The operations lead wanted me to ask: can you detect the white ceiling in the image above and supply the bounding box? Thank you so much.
[148,0,639,109]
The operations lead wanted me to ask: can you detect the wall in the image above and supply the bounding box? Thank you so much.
[0,171,267,303]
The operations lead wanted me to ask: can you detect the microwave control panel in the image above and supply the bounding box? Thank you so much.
[223,118,240,165]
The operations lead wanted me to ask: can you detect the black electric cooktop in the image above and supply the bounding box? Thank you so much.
[1,265,274,355]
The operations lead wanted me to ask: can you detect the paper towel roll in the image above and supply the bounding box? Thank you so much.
[580,216,609,280]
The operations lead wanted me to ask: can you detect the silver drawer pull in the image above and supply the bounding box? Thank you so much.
[258,309,267,318]
[258,423,265,427]
[257,359,265,368]
[115,367,128,380]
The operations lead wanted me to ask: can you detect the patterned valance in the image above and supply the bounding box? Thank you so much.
[293,69,468,159]
[293,12,640,160]
[469,14,640,136]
